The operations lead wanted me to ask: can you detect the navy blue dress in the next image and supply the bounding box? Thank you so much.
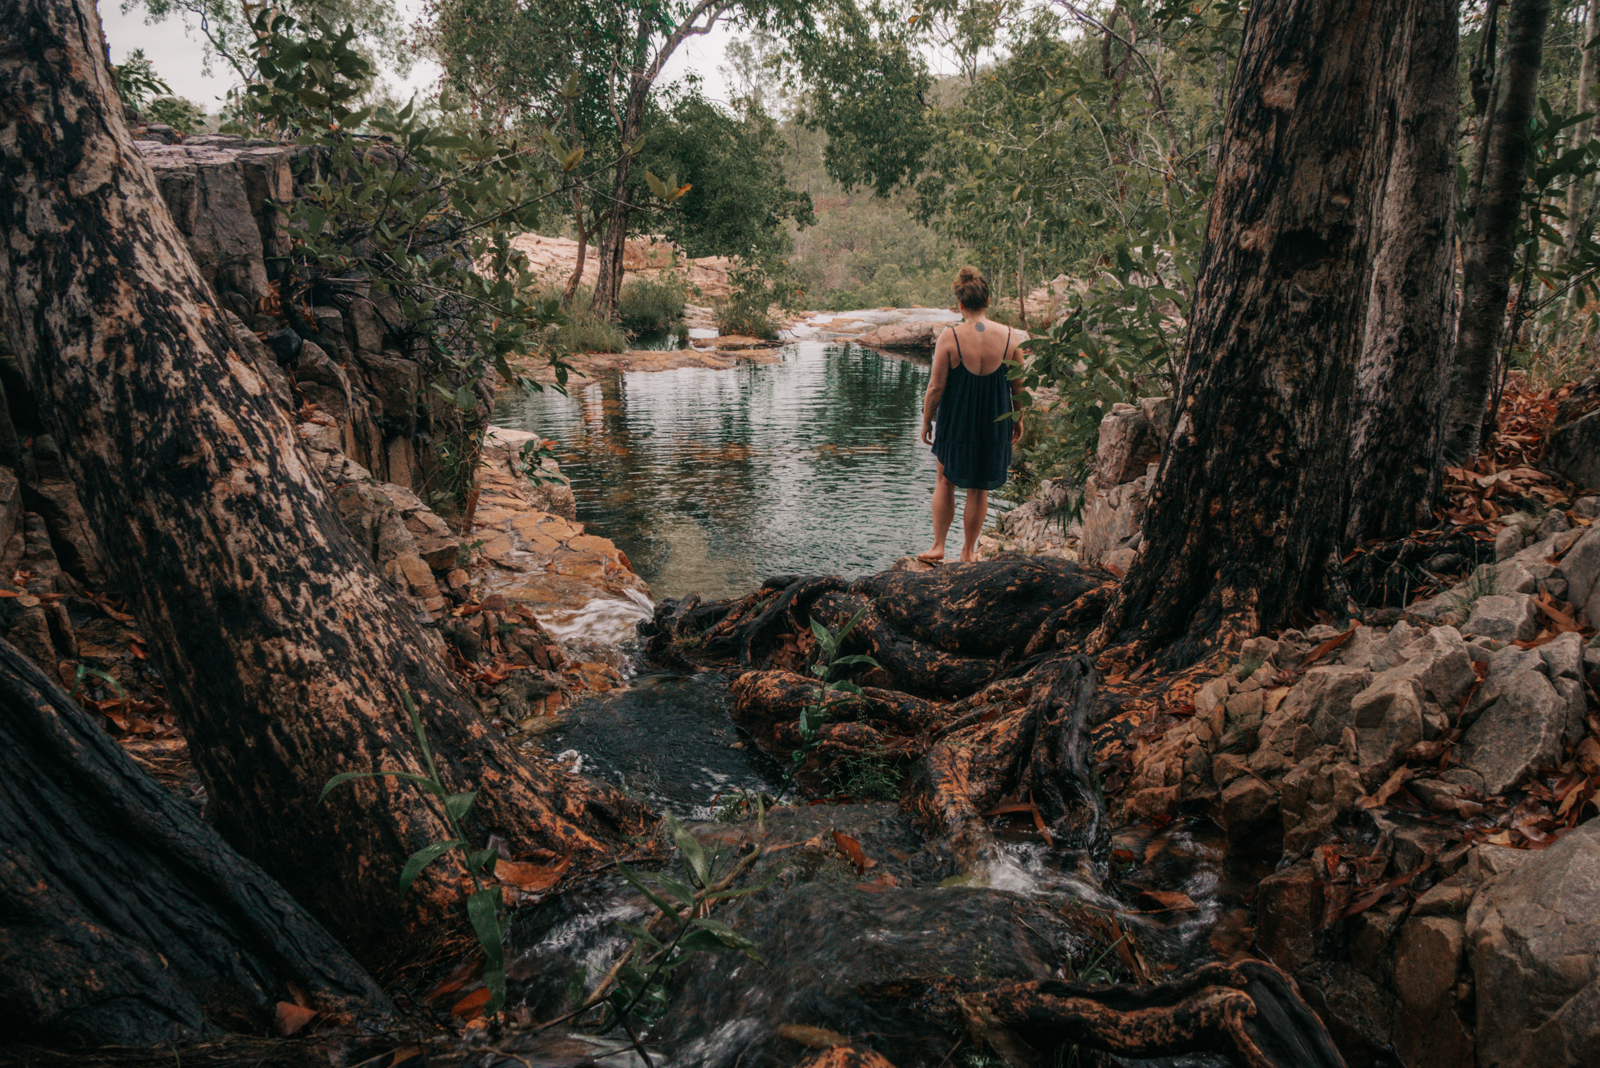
[931,327,1014,491]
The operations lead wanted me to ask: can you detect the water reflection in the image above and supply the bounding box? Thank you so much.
[495,340,1004,600]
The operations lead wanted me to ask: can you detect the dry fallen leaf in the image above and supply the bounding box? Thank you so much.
[1137,889,1198,912]
[273,1001,317,1037]
[831,830,876,876]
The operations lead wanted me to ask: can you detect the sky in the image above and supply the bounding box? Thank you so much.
[97,0,738,115]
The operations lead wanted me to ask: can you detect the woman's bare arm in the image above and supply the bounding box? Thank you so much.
[922,329,954,446]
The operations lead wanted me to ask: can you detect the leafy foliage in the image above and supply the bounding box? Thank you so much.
[630,85,817,261]
[605,813,775,1027]
[110,48,172,111]
[231,8,572,507]
[778,602,880,796]
[145,96,208,134]
[619,274,689,336]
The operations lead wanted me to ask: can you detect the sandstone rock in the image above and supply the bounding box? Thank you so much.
[1138,395,1173,445]
[1495,524,1527,561]
[1255,859,1324,973]
[1279,752,1363,852]
[0,466,20,556]
[139,141,280,307]
[1576,496,1600,519]
[854,320,950,349]
[1239,635,1279,668]
[1395,915,1466,1024]
[1545,371,1600,491]
[1094,403,1160,486]
[1348,672,1427,777]
[1460,593,1540,643]
[1391,914,1475,1068]
[1297,961,1397,1068]
[346,298,387,355]
[1459,645,1583,795]
[1267,665,1375,749]
[1467,820,1600,1068]
[1558,526,1600,611]
[1412,872,1475,917]
[993,477,1080,555]
[1078,473,1148,565]
[1219,774,1279,842]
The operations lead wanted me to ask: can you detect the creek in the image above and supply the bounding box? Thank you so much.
[493,310,1011,602]
[484,312,1251,1067]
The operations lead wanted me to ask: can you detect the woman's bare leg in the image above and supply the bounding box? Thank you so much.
[960,488,988,561]
[919,464,955,562]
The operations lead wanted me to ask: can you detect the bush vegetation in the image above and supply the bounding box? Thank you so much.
[618,275,689,336]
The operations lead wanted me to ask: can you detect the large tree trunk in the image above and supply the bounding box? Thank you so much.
[0,638,389,1045]
[1444,0,1553,461]
[0,0,652,965]
[1087,0,1413,668]
[1344,0,1459,545]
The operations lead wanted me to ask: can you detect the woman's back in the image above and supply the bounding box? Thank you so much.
[947,321,1014,376]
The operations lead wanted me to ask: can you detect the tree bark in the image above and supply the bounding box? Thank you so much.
[0,0,652,965]
[0,638,390,1045]
[1087,0,1413,667]
[1565,0,1599,258]
[592,82,648,319]
[1444,0,1553,462]
[1344,0,1459,545]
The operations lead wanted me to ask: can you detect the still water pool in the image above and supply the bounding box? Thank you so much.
[494,337,1010,601]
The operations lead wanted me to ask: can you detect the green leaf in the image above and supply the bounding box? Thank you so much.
[466,887,507,969]
[619,863,688,924]
[445,790,478,823]
[666,812,711,888]
[399,839,466,895]
[650,873,699,907]
[319,769,442,803]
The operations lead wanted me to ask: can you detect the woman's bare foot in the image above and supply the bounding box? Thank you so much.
[959,549,977,562]
[916,547,945,563]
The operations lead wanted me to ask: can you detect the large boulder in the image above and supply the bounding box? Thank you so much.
[137,139,292,310]
[854,320,951,350]
[1544,371,1600,492]
[1458,640,1586,795]
[1467,821,1600,1067]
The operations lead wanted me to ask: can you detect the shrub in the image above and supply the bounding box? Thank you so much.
[146,96,208,135]
[714,298,777,340]
[551,286,628,352]
[619,274,688,335]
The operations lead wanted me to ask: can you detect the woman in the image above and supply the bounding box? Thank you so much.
[918,267,1027,564]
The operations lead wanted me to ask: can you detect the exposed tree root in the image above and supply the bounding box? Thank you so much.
[869,960,1345,1068]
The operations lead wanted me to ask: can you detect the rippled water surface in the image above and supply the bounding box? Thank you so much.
[495,335,1008,601]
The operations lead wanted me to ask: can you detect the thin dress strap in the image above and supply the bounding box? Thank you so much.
[949,325,963,369]
[1003,326,1013,360]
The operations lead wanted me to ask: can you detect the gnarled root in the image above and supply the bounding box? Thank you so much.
[868,960,1345,1068]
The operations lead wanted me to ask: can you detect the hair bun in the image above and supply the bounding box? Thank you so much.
[951,266,990,311]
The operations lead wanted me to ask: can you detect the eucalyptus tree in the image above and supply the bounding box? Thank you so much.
[424,0,829,317]
[1,0,651,974]
[1087,0,1461,666]
[123,0,409,84]
[1447,0,1555,461]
